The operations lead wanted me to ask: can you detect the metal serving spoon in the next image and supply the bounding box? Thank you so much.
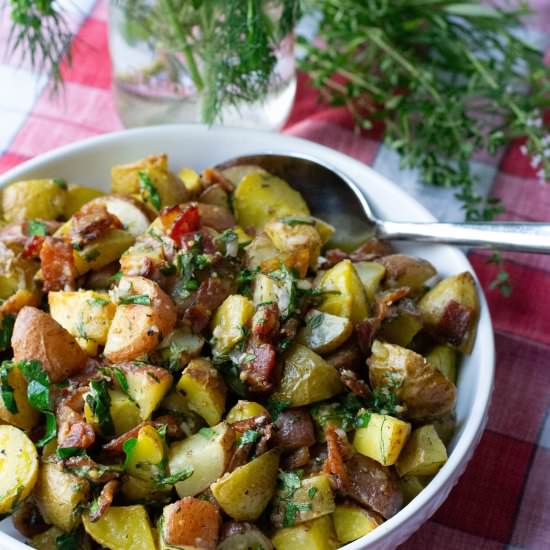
[217,153,550,253]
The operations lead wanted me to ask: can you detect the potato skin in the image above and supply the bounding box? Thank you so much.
[104,276,177,362]
[2,179,66,222]
[12,306,88,383]
[376,254,436,292]
[419,271,480,353]
[368,340,456,420]
[162,497,221,549]
[0,425,39,515]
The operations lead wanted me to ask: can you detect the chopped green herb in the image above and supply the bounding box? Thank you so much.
[282,217,315,227]
[56,447,85,460]
[355,411,372,429]
[0,314,14,351]
[199,427,216,440]
[123,437,138,470]
[85,379,114,436]
[185,279,199,291]
[266,398,290,421]
[71,242,83,251]
[147,228,164,242]
[55,530,80,550]
[216,229,238,243]
[87,296,109,307]
[283,502,312,528]
[52,178,67,190]
[369,387,399,416]
[308,487,318,499]
[238,429,260,447]
[138,171,161,211]
[110,272,123,282]
[0,361,17,414]
[309,313,324,330]
[112,367,130,396]
[120,294,151,306]
[84,249,100,262]
[27,219,47,237]
[278,470,302,498]
[155,465,194,486]
[19,359,51,412]
[237,267,260,296]
[75,314,87,339]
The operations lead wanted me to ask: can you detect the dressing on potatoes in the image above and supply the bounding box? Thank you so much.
[0,155,480,549]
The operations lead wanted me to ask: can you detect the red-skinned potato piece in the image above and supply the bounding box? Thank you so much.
[272,407,316,449]
[162,497,221,550]
[12,306,88,383]
[104,276,177,362]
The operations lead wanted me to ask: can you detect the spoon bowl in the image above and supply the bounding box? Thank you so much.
[218,152,550,254]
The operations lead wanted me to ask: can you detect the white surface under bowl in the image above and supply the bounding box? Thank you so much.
[0,125,494,550]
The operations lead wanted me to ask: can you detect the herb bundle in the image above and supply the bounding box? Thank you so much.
[5,0,549,222]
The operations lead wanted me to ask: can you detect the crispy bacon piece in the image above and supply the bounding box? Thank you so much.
[251,303,280,342]
[324,424,351,492]
[0,221,60,247]
[40,237,77,291]
[321,239,393,269]
[69,204,122,247]
[89,480,119,522]
[229,414,271,433]
[11,500,48,538]
[339,369,371,398]
[56,387,96,449]
[184,277,234,333]
[170,205,201,246]
[62,455,120,483]
[102,418,182,454]
[22,235,45,258]
[227,415,272,471]
[437,300,473,347]
[279,317,300,345]
[202,167,235,193]
[240,341,277,394]
[326,340,364,372]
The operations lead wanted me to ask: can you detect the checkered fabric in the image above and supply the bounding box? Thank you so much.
[1,1,549,548]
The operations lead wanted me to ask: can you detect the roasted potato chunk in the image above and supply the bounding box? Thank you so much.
[426,345,457,384]
[271,474,335,528]
[168,422,234,498]
[273,344,343,407]
[176,358,227,426]
[161,497,221,550]
[217,523,273,550]
[2,179,67,222]
[419,271,480,353]
[211,449,280,521]
[297,309,353,355]
[84,388,141,436]
[226,400,269,423]
[399,475,431,504]
[111,154,189,210]
[125,424,166,481]
[0,363,40,431]
[368,340,456,420]
[48,290,116,356]
[377,254,436,291]
[34,462,90,532]
[271,515,338,550]
[253,272,279,305]
[318,259,368,322]
[333,503,382,543]
[154,328,205,371]
[234,172,309,230]
[113,363,173,420]
[396,424,448,477]
[63,184,104,218]
[83,505,157,550]
[211,294,255,356]
[30,526,65,550]
[353,412,411,466]
[0,425,38,515]
[12,306,88,383]
[104,276,177,362]
[353,261,386,303]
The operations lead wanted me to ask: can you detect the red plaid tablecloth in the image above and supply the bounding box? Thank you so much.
[1,1,550,548]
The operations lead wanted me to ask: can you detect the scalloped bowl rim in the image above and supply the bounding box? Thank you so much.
[0,125,494,550]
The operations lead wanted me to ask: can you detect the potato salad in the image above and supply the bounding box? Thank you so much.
[0,154,480,550]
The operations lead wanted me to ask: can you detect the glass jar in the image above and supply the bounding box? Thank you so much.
[108,1,297,130]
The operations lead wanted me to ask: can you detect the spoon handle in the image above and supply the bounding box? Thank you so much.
[378,220,550,253]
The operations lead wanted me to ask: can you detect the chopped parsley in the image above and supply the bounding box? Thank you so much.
[83,249,101,262]
[237,267,260,296]
[55,530,80,550]
[266,398,290,421]
[155,465,194,486]
[56,447,85,460]
[174,246,211,295]
[87,296,109,307]
[138,171,161,211]
[85,379,114,436]
[120,294,151,306]
[19,359,56,446]
[27,219,47,237]
[308,487,318,499]
[282,217,316,227]
[283,502,312,527]
[355,410,372,428]
[123,437,138,469]
[216,229,238,243]
[277,471,312,528]
[198,427,216,440]
[110,272,123,282]
[112,367,131,397]
[0,361,17,414]
[52,177,67,189]
[238,429,260,447]
[369,386,400,416]
[308,313,324,330]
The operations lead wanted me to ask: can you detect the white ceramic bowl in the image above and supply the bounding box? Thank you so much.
[0,125,494,550]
